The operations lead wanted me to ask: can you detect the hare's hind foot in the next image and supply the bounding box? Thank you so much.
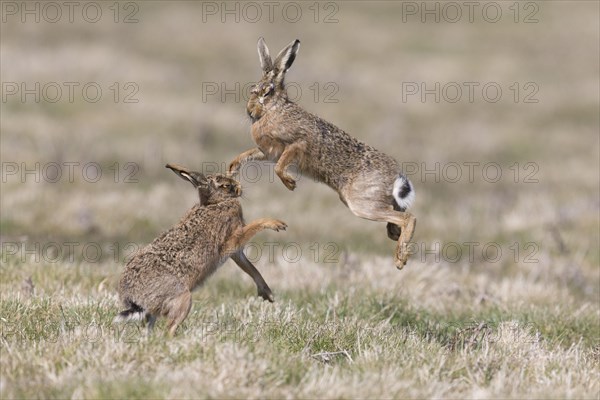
[395,246,409,269]
[395,215,417,269]
[344,196,416,268]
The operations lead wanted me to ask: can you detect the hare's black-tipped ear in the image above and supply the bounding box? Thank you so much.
[257,37,273,72]
[165,164,207,188]
[274,39,300,74]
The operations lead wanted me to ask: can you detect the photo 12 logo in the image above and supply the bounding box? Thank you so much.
[243,241,340,264]
[400,161,540,184]
[1,241,141,265]
[1,162,140,184]
[200,1,340,24]
[401,82,540,104]
[404,241,540,265]
[1,2,140,24]
[1,82,140,104]
[201,81,339,104]
[400,1,540,24]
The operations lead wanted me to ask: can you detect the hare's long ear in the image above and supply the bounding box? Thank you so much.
[273,39,300,85]
[165,164,207,188]
[257,37,273,72]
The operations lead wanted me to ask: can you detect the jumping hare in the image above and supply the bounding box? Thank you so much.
[115,164,287,336]
[229,38,416,268]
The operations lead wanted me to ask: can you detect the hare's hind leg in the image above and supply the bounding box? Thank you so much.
[345,197,416,269]
[231,251,274,302]
[164,291,192,337]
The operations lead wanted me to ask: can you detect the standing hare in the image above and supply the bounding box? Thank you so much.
[115,164,286,336]
[229,38,416,268]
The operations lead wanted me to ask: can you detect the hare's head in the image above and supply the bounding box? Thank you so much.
[166,164,241,205]
[247,37,300,121]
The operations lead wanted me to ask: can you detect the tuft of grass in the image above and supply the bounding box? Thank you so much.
[3,255,596,398]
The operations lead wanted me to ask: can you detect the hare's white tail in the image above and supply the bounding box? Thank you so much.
[392,174,415,212]
[113,302,146,324]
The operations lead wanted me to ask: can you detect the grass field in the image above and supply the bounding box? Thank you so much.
[1,1,599,398]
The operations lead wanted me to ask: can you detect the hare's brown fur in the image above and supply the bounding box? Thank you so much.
[116,164,286,336]
[229,38,416,268]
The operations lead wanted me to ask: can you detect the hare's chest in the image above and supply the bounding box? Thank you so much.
[252,123,285,161]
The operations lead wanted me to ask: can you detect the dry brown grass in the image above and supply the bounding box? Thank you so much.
[1,1,599,398]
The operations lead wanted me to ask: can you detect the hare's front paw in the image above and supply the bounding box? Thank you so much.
[265,219,287,232]
[258,286,275,303]
[228,159,241,175]
[280,175,297,191]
